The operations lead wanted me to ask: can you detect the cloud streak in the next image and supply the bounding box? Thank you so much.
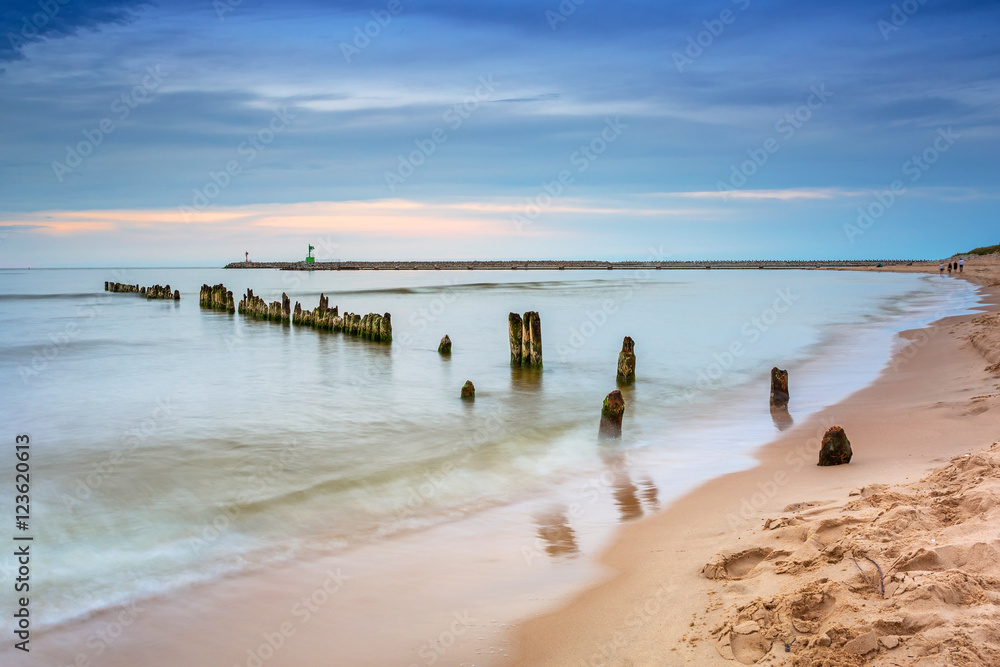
[1,0,145,62]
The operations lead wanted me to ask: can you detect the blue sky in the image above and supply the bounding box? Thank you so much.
[0,0,997,266]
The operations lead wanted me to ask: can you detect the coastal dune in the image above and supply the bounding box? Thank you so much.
[512,257,1000,666]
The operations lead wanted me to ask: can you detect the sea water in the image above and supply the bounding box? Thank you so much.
[0,268,981,629]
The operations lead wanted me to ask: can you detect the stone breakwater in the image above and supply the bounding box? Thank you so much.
[106,282,180,300]
[199,284,236,313]
[223,259,925,271]
[238,291,393,343]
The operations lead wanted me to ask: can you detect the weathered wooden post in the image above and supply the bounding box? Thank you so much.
[438,335,452,354]
[770,367,789,408]
[617,336,636,384]
[523,311,543,367]
[599,390,625,439]
[818,426,852,466]
[461,381,476,399]
[379,313,392,343]
[509,313,523,365]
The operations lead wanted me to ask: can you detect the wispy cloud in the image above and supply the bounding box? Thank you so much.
[0,200,576,238]
[658,188,856,201]
[0,0,146,62]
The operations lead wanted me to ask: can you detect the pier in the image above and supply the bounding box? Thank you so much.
[223,259,923,271]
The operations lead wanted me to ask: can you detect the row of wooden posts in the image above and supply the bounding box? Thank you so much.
[465,313,845,463]
[291,293,393,343]
[595,361,849,465]
[197,284,392,343]
[193,287,846,461]
[597,361,793,439]
[105,282,180,300]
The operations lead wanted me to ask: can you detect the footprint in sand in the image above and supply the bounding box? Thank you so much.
[702,547,773,580]
[729,624,771,664]
[716,621,772,664]
[788,588,837,634]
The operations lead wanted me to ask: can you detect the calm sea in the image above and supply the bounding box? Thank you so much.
[0,267,981,629]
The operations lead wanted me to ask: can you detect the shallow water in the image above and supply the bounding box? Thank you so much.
[0,267,981,628]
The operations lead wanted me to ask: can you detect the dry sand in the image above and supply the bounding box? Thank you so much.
[512,255,1000,666]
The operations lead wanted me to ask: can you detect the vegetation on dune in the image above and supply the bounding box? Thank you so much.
[966,243,1000,256]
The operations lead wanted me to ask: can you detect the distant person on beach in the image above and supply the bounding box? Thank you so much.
[940,263,945,274]
[948,262,953,273]
[960,259,964,272]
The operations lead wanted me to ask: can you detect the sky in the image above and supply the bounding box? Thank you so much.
[0,0,998,266]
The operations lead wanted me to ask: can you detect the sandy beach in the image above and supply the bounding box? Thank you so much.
[512,256,1000,666]
[4,261,995,667]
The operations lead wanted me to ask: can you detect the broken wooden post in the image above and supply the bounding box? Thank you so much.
[770,367,789,408]
[617,336,636,384]
[461,381,476,400]
[818,426,852,466]
[379,313,392,343]
[599,390,625,439]
[523,311,542,368]
[438,335,452,354]
[508,313,523,365]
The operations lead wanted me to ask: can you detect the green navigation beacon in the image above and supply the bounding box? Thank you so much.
[306,244,315,264]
